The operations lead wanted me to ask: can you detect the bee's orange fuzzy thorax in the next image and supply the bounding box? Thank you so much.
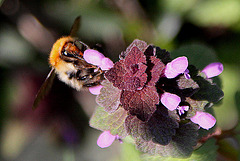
[49,36,74,68]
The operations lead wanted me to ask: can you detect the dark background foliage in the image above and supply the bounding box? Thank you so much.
[0,0,240,160]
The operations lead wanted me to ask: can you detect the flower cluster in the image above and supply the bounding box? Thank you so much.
[83,49,113,95]
[88,39,224,158]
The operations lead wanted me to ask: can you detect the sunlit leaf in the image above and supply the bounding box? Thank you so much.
[89,106,128,137]
[185,97,208,118]
[96,80,121,113]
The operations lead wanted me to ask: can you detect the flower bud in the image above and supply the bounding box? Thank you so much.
[201,62,223,78]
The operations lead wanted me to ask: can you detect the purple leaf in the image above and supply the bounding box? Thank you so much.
[105,46,148,91]
[121,86,159,121]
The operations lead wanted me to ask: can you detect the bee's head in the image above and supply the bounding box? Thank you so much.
[49,36,75,69]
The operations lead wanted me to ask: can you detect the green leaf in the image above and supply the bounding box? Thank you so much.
[177,75,199,97]
[191,76,224,103]
[96,80,121,113]
[125,115,152,141]
[142,139,218,161]
[177,75,199,90]
[136,123,198,158]
[89,106,128,137]
[125,106,179,146]
[185,97,208,118]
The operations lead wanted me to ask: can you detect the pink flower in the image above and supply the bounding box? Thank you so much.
[165,56,188,79]
[83,49,114,70]
[97,131,118,148]
[190,111,216,130]
[83,49,105,66]
[89,85,103,95]
[184,69,191,79]
[100,57,114,70]
[177,106,189,115]
[161,92,181,111]
[201,62,223,78]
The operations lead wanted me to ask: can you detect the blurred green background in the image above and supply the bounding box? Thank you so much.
[0,0,240,160]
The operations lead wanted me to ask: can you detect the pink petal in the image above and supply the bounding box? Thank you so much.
[190,111,216,130]
[164,63,180,78]
[165,56,188,79]
[100,57,114,70]
[97,131,116,148]
[201,62,223,78]
[88,85,103,95]
[83,49,105,66]
[161,92,181,111]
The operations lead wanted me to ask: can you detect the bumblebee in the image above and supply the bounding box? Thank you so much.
[33,17,104,109]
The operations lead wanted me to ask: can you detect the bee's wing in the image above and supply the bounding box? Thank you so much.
[32,68,56,109]
[70,16,81,37]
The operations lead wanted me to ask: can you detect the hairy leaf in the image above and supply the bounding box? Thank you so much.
[177,75,199,90]
[185,97,208,118]
[121,86,159,121]
[142,139,218,161]
[96,80,121,113]
[147,56,166,86]
[154,46,172,64]
[125,115,152,141]
[125,106,179,145]
[136,123,198,158]
[105,46,148,91]
[191,76,224,103]
[149,106,179,145]
[177,75,199,98]
[120,39,148,59]
[89,106,128,137]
